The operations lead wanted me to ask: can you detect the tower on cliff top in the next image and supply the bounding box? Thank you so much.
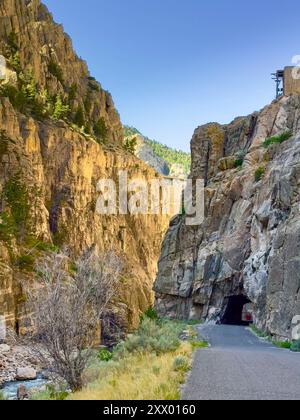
[272,67,300,98]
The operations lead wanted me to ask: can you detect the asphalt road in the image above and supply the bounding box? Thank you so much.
[182,324,300,400]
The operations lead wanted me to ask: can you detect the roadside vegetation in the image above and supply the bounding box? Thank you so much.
[250,325,300,352]
[32,313,207,401]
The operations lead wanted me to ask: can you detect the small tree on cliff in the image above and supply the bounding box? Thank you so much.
[29,250,123,392]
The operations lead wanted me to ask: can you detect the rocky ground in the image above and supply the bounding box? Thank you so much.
[0,343,43,386]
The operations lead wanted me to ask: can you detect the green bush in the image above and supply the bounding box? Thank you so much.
[73,106,85,128]
[291,339,300,352]
[98,349,113,362]
[45,384,69,401]
[114,318,182,358]
[48,60,64,85]
[3,175,30,238]
[142,307,158,321]
[273,341,291,349]
[123,136,137,155]
[263,131,292,148]
[15,254,35,271]
[255,166,265,183]
[94,118,108,142]
[173,356,190,373]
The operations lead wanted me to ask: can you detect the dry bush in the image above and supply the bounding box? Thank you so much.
[28,249,123,391]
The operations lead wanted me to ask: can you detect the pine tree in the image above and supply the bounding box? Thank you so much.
[73,106,85,128]
[53,95,70,120]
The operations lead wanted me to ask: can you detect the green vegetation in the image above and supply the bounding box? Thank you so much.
[250,324,270,339]
[234,150,247,168]
[94,118,108,142]
[142,306,159,321]
[0,391,6,401]
[98,349,113,362]
[73,106,85,128]
[48,59,64,85]
[262,131,292,148]
[3,174,30,240]
[15,254,35,271]
[173,356,191,373]
[114,318,183,358]
[273,341,292,349]
[70,317,196,401]
[190,340,209,350]
[32,314,208,401]
[32,384,69,401]
[255,166,265,183]
[124,126,191,175]
[291,339,300,352]
[52,95,70,120]
[123,136,137,155]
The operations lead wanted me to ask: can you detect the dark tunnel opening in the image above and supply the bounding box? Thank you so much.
[221,295,253,326]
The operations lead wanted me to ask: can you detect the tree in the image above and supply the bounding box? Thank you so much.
[73,106,85,128]
[124,136,137,155]
[94,117,108,141]
[52,95,70,120]
[28,250,123,392]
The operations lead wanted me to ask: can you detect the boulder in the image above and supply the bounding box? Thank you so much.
[16,367,37,381]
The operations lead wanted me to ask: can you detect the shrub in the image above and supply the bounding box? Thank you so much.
[48,60,64,84]
[173,356,190,373]
[291,339,300,353]
[234,150,247,168]
[124,136,137,155]
[94,118,108,142]
[255,166,265,183]
[73,106,85,128]
[273,341,291,349]
[98,349,113,362]
[45,384,69,401]
[15,254,35,271]
[142,307,158,321]
[114,318,182,358]
[3,175,30,238]
[263,131,292,148]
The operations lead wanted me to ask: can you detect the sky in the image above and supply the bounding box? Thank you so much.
[43,0,300,152]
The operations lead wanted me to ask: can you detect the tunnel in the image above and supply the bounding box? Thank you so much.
[221,295,253,326]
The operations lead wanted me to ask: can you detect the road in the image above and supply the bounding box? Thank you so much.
[182,324,300,400]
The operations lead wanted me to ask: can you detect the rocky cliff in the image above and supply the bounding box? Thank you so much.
[154,95,300,339]
[0,0,168,339]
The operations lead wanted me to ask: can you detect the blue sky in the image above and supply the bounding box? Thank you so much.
[44,0,300,152]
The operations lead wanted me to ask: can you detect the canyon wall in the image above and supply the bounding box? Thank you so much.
[155,95,300,339]
[0,0,168,339]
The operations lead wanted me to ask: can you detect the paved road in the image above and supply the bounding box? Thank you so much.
[182,324,300,400]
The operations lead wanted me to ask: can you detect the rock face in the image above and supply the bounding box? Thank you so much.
[0,0,168,339]
[133,134,170,176]
[154,95,300,339]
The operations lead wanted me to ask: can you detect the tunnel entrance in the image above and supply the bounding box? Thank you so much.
[221,295,253,326]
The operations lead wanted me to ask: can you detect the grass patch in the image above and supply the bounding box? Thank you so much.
[71,341,192,400]
[15,254,35,271]
[262,131,292,148]
[190,341,209,350]
[0,391,6,401]
[254,166,265,183]
[272,341,292,349]
[250,324,270,339]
